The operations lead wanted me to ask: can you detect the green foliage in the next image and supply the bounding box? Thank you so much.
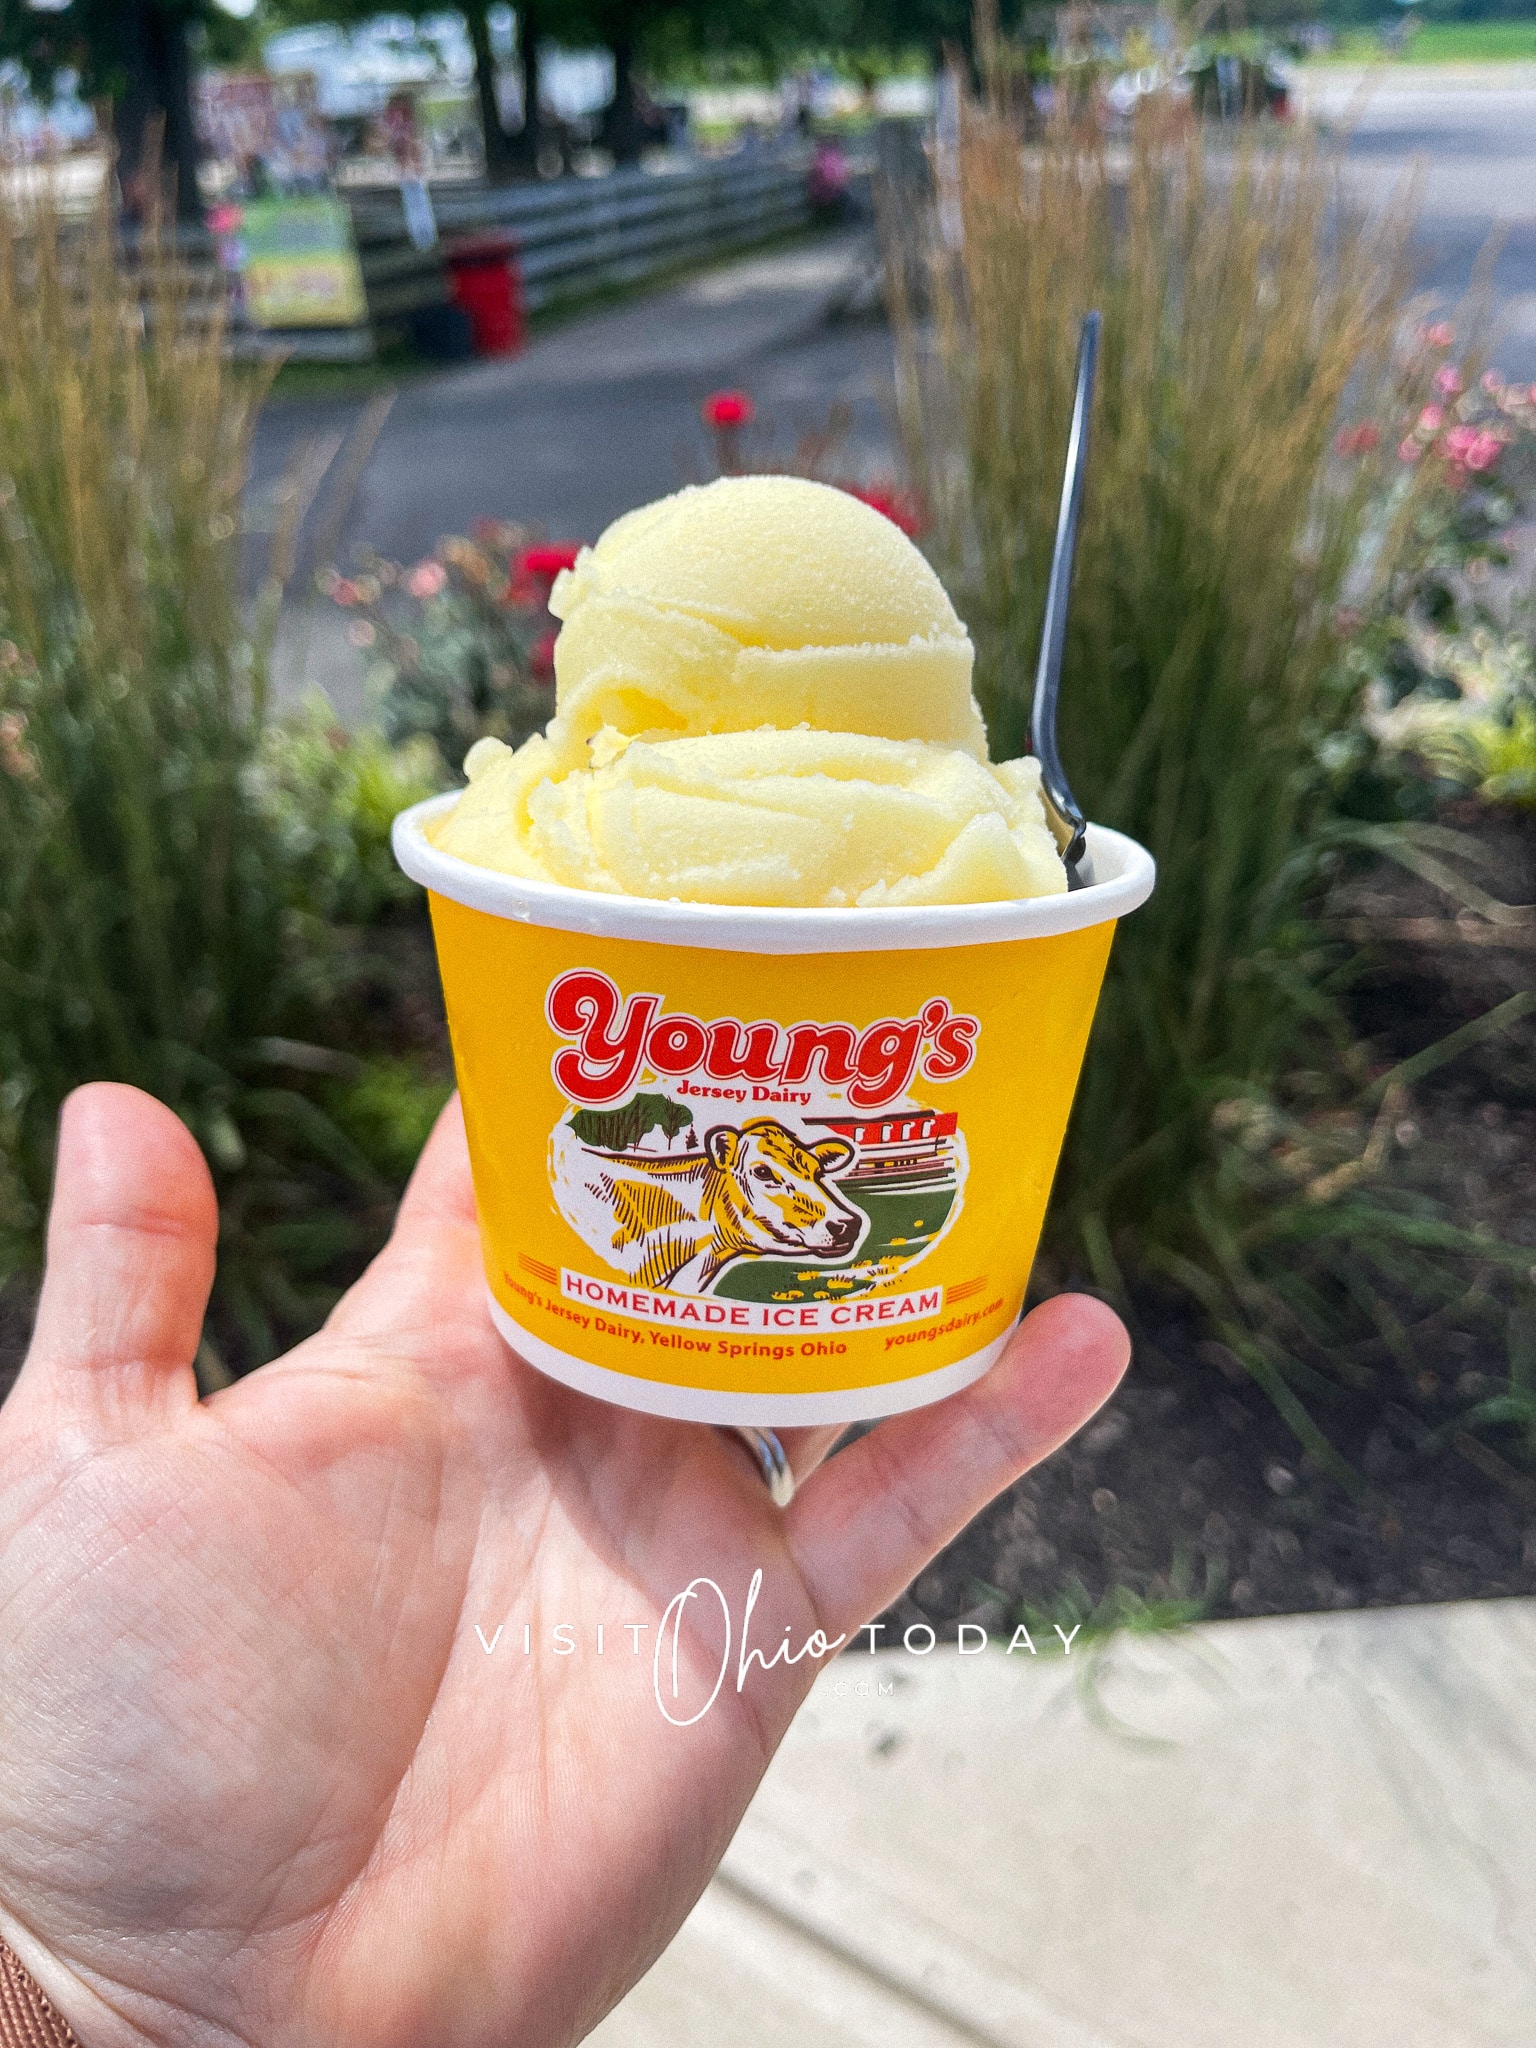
[1331,358,1536,812]
[896,114,1423,1238]
[1308,20,1536,62]
[0,183,279,1264]
[256,713,440,934]
[570,1093,695,1150]
[1465,703,1536,805]
[325,1055,454,1186]
[327,529,559,780]
[0,177,446,1362]
[0,0,207,101]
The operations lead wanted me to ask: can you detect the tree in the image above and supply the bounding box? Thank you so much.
[803,0,975,68]
[0,0,226,221]
[465,0,545,177]
[556,0,787,165]
[268,1,548,182]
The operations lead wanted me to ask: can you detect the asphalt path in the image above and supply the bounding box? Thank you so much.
[1298,65,1536,379]
[259,75,1536,710]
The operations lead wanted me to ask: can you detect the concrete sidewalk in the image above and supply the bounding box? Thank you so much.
[592,1598,1536,2047]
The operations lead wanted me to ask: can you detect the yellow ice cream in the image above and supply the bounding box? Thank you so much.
[430,475,1067,905]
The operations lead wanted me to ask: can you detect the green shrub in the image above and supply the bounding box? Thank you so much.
[0,181,446,1361]
[325,526,560,777]
[895,114,1421,1231]
[0,183,283,1258]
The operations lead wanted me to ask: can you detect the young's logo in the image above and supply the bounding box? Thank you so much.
[543,973,973,1302]
[545,970,979,1112]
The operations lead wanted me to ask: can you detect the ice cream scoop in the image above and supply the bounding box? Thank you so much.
[430,474,1067,905]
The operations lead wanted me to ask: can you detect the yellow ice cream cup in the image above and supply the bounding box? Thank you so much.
[393,793,1154,1425]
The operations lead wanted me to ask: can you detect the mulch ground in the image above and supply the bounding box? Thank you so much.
[888,797,1536,1637]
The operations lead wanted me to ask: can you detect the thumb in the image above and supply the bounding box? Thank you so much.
[14,1084,216,1436]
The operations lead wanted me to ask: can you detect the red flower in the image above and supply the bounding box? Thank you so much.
[1333,423,1381,457]
[837,479,926,538]
[701,390,754,429]
[516,542,583,580]
[530,629,557,681]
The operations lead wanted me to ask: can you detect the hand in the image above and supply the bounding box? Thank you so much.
[0,1083,1127,2048]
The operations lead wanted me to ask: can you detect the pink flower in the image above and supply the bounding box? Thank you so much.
[406,559,448,600]
[1465,430,1503,473]
[1442,424,1503,474]
[701,390,754,429]
[348,620,377,648]
[516,542,583,580]
[1417,405,1444,433]
[1434,364,1463,396]
[1481,370,1505,395]
[0,709,37,782]
[1421,321,1455,349]
[328,577,360,607]
[1398,436,1421,463]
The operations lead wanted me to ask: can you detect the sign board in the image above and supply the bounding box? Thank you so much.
[213,195,368,330]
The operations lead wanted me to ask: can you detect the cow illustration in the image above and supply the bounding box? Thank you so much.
[549,1115,865,1292]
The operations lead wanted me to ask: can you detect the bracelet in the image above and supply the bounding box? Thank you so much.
[0,1940,79,2048]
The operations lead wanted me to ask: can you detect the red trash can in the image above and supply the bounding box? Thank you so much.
[445,233,525,356]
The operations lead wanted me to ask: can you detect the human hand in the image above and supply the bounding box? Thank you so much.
[0,1083,1128,2048]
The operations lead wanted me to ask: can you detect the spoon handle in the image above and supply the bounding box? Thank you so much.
[1031,309,1101,873]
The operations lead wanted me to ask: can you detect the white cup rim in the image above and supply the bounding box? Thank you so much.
[392,790,1156,956]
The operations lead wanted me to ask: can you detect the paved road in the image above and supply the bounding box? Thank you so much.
[253,232,891,582]
[1298,64,1536,377]
[257,230,894,711]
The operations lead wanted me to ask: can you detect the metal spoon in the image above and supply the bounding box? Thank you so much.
[1030,309,1101,887]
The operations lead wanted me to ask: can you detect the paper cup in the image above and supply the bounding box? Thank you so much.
[393,794,1154,1425]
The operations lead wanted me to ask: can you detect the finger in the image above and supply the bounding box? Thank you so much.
[17,1084,216,1433]
[785,1294,1129,1639]
[772,1424,848,1485]
[317,1093,490,1349]
[391,1091,478,1241]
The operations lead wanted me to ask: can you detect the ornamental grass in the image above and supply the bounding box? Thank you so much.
[890,105,1535,1467]
[0,173,435,1365]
